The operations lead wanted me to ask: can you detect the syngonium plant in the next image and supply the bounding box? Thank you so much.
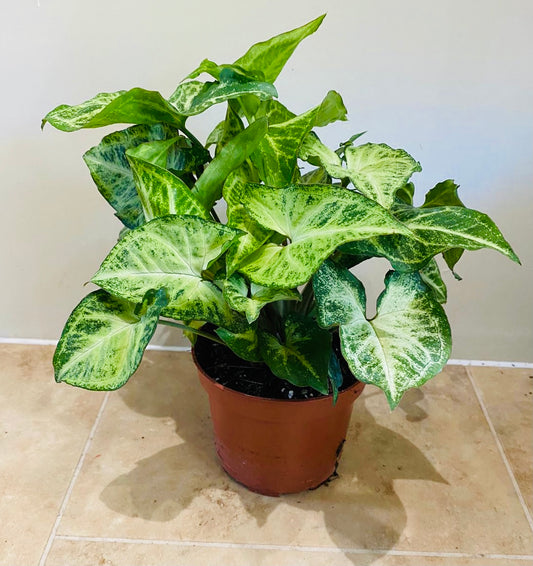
[44,15,519,409]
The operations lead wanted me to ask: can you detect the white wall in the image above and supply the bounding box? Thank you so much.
[1,0,531,361]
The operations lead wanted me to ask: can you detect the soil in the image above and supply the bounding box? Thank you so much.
[194,331,357,400]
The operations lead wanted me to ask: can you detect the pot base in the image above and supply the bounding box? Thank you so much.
[194,348,365,496]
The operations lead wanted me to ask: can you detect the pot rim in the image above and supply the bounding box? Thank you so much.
[192,347,365,405]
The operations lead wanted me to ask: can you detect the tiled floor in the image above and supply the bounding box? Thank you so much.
[1,344,532,566]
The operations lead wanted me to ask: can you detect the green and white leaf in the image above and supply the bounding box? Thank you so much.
[53,289,168,390]
[252,91,347,186]
[299,131,343,170]
[342,205,520,271]
[223,172,274,274]
[126,153,210,221]
[421,179,466,276]
[419,259,447,303]
[260,313,331,394]
[92,215,243,328]
[313,261,451,409]
[216,325,262,362]
[42,88,185,132]
[193,117,268,209]
[83,123,182,229]
[222,272,300,323]
[169,68,277,116]
[326,143,422,209]
[234,14,325,83]
[235,183,410,288]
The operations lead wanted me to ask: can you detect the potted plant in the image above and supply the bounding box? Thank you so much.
[43,15,519,496]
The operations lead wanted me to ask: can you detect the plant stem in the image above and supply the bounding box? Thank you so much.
[158,318,225,345]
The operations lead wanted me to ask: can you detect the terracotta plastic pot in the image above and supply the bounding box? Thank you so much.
[193,349,365,496]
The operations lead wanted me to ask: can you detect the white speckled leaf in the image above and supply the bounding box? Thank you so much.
[313,261,451,409]
[83,124,182,229]
[341,204,520,270]
[252,91,347,186]
[42,88,185,132]
[234,15,325,83]
[53,289,168,391]
[327,143,422,209]
[419,259,447,303]
[223,172,274,274]
[126,153,210,221]
[169,68,277,116]
[92,216,243,328]
[235,183,410,287]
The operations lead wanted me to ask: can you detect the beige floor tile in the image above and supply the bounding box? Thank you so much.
[55,355,533,558]
[468,366,533,515]
[45,539,533,566]
[0,345,105,566]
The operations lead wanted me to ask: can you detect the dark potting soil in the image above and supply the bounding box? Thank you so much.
[194,331,357,400]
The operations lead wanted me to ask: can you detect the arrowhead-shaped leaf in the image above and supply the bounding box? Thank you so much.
[252,91,347,186]
[260,313,331,394]
[83,124,182,229]
[223,171,274,274]
[342,205,520,271]
[313,261,451,409]
[193,117,268,209]
[326,143,422,209]
[92,215,243,328]
[421,179,466,277]
[53,289,168,390]
[42,88,185,132]
[126,153,210,221]
[235,183,410,287]
[169,68,277,116]
[234,14,325,83]
[222,272,300,323]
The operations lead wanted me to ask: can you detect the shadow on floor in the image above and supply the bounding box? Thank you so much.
[100,355,446,565]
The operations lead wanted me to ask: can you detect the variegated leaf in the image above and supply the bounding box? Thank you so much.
[299,131,343,170]
[260,313,331,394]
[313,261,451,409]
[169,68,277,116]
[252,91,347,186]
[223,172,273,274]
[53,289,168,390]
[234,14,325,83]
[421,179,465,277]
[329,143,422,209]
[222,272,300,323]
[341,205,520,271]
[92,216,243,328]
[83,124,182,229]
[42,88,184,132]
[216,325,262,362]
[126,153,210,221]
[419,259,447,303]
[193,117,268,209]
[235,183,410,288]
[126,137,181,168]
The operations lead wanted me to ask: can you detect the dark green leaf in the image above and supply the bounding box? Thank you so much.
[260,313,331,394]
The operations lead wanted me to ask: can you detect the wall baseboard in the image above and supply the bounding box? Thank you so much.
[0,337,531,368]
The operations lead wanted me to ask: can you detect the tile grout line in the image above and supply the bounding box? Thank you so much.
[466,366,533,533]
[53,535,533,560]
[38,392,111,566]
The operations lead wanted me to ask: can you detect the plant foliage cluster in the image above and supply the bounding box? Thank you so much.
[44,15,519,408]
